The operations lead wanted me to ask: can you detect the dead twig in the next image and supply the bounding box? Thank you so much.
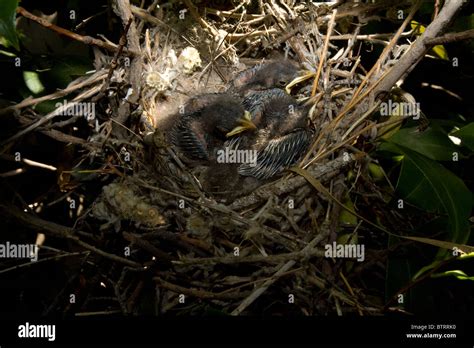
[16,7,139,56]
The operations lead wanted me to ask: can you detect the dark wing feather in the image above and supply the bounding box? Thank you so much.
[238,129,311,179]
[170,116,209,161]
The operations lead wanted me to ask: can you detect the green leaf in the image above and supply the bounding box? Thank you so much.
[23,71,45,95]
[451,123,474,151]
[339,196,358,226]
[0,0,19,50]
[380,143,472,246]
[432,270,474,281]
[0,48,16,57]
[44,56,92,88]
[368,162,386,181]
[388,127,458,161]
[431,44,449,61]
[402,236,474,254]
[385,235,414,307]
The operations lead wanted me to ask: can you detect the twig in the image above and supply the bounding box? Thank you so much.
[99,18,133,96]
[183,0,219,37]
[173,247,325,266]
[229,153,360,211]
[231,225,330,315]
[311,9,337,97]
[154,277,248,300]
[112,0,142,106]
[123,232,174,263]
[0,70,107,116]
[425,28,474,45]
[0,251,88,275]
[16,7,138,56]
[374,0,465,95]
[0,204,142,268]
[0,82,103,148]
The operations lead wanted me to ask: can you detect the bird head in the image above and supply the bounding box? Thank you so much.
[195,95,255,139]
[257,61,301,90]
[225,110,256,137]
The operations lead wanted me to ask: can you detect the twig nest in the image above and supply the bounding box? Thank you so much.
[92,182,166,227]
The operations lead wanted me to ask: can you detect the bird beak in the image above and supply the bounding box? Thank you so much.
[285,70,314,94]
[226,111,256,137]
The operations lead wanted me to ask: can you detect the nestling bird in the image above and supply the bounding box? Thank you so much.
[225,88,311,179]
[168,93,256,164]
[228,60,301,95]
[158,60,310,200]
[200,88,311,199]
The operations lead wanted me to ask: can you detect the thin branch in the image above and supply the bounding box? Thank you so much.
[425,28,474,45]
[16,7,139,56]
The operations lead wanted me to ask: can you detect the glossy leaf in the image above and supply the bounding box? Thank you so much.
[451,123,474,151]
[380,143,471,246]
[23,71,45,94]
[388,126,458,161]
[0,0,19,50]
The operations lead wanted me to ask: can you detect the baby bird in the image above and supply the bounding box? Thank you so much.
[225,88,311,179]
[228,60,301,95]
[168,93,256,164]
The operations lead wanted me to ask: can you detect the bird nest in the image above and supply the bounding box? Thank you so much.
[2,0,427,316]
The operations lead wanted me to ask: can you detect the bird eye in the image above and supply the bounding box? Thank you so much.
[278,80,287,87]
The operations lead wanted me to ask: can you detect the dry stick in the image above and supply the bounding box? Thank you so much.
[183,0,220,37]
[204,7,263,20]
[305,111,405,172]
[0,70,107,116]
[154,277,249,300]
[0,204,142,268]
[2,96,94,148]
[301,2,422,168]
[350,0,422,103]
[425,28,474,45]
[134,178,299,249]
[231,260,296,315]
[0,154,57,171]
[113,0,143,119]
[174,246,325,267]
[0,251,88,275]
[374,0,466,96]
[326,32,413,41]
[130,5,194,47]
[113,0,142,106]
[39,129,98,149]
[310,9,337,97]
[229,153,361,211]
[99,18,133,97]
[123,232,174,263]
[16,7,138,56]
[231,227,330,315]
[0,73,107,147]
[0,168,24,177]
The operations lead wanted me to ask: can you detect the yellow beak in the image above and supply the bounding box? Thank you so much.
[226,111,256,137]
[285,70,313,94]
